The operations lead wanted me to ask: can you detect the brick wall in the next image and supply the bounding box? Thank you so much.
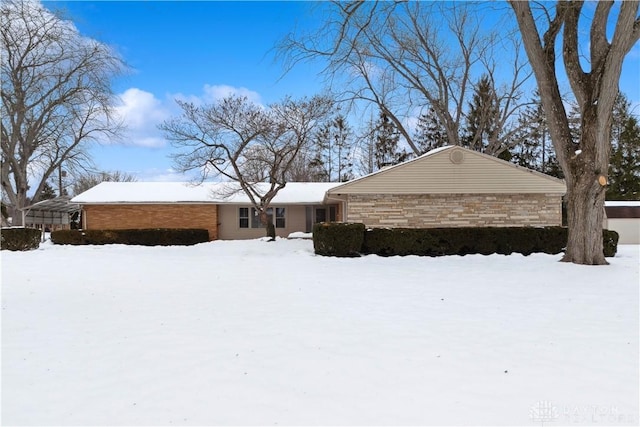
[83,204,218,240]
[345,193,562,228]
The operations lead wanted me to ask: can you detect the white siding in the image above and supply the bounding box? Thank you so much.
[604,218,640,244]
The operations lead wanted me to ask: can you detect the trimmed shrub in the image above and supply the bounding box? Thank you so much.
[362,227,562,257]
[362,227,617,258]
[313,222,365,257]
[51,228,210,246]
[1,227,41,251]
[603,229,619,258]
[50,229,86,245]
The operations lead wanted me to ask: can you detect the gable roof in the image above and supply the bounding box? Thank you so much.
[328,146,566,195]
[71,182,341,205]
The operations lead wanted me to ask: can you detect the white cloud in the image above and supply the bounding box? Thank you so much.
[130,167,198,182]
[117,88,168,128]
[172,84,263,106]
[110,84,264,149]
[202,84,262,104]
[114,88,171,148]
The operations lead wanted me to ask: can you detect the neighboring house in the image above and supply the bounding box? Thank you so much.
[71,182,341,240]
[72,146,569,241]
[604,201,640,244]
[325,146,567,228]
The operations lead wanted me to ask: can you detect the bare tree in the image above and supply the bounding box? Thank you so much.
[509,1,640,265]
[280,1,532,157]
[160,95,332,239]
[72,170,138,196]
[1,0,124,225]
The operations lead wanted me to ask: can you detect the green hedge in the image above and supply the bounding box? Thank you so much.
[1,228,41,251]
[602,229,619,258]
[51,228,210,246]
[362,227,568,257]
[313,222,365,257]
[313,223,619,258]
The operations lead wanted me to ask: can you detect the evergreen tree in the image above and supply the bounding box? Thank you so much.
[374,112,409,169]
[511,105,542,170]
[308,114,353,181]
[413,107,448,154]
[607,93,640,200]
[39,182,57,200]
[463,75,501,155]
[309,122,332,181]
[511,90,562,178]
[332,114,354,181]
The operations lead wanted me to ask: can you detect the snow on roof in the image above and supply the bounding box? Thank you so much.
[71,182,342,205]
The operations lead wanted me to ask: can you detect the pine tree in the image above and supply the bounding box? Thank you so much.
[413,107,448,154]
[309,122,332,181]
[463,75,500,154]
[39,182,57,200]
[332,114,353,181]
[511,105,542,170]
[308,114,354,182]
[374,112,409,169]
[607,93,640,201]
[511,90,562,178]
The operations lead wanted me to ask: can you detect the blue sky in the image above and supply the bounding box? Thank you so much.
[44,1,328,181]
[42,1,640,183]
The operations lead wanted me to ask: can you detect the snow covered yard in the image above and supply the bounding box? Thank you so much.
[1,238,638,426]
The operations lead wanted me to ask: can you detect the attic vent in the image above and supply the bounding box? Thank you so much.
[449,149,464,164]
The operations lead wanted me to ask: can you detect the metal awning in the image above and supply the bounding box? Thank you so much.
[22,196,80,226]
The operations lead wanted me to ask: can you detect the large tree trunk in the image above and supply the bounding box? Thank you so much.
[260,210,276,241]
[563,177,607,265]
[561,103,611,265]
[6,186,28,227]
[509,0,640,265]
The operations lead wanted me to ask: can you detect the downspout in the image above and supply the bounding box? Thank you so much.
[81,206,87,230]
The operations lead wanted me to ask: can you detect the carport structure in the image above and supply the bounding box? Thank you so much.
[22,196,80,240]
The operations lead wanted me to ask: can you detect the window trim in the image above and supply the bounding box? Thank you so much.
[239,207,249,228]
[238,206,286,229]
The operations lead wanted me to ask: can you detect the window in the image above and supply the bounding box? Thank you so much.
[239,207,285,229]
[239,207,249,228]
[314,206,337,223]
[275,207,286,228]
[251,208,261,228]
[315,208,326,223]
[329,206,337,222]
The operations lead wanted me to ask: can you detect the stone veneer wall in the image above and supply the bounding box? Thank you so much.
[83,204,218,240]
[345,193,562,228]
